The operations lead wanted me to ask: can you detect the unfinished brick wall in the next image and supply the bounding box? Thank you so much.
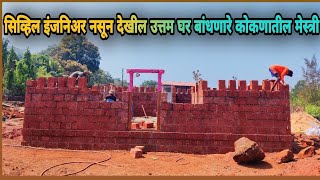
[159,79,291,152]
[22,77,292,154]
[23,77,129,131]
[113,86,166,117]
[131,87,163,117]
[172,87,192,103]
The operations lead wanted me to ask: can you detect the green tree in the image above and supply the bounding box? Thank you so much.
[60,60,89,75]
[3,47,18,96]
[141,80,158,87]
[14,60,28,95]
[40,45,60,59]
[89,69,113,86]
[291,80,306,100]
[301,55,320,105]
[32,53,49,68]
[303,55,320,87]
[13,48,37,95]
[291,80,307,110]
[2,39,9,75]
[36,66,52,78]
[32,54,64,77]
[23,48,36,79]
[113,78,129,87]
[47,58,64,77]
[57,35,101,72]
[291,55,320,115]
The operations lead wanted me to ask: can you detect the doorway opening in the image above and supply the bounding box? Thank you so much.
[126,69,164,131]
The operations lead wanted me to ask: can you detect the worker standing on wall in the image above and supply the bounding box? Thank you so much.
[269,64,293,91]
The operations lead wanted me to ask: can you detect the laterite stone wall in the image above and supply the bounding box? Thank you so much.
[22,77,292,154]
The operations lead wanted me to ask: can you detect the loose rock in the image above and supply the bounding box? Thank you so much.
[276,149,294,164]
[298,146,316,159]
[233,137,265,163]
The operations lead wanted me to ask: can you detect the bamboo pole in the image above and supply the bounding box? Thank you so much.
[142,105,147,118]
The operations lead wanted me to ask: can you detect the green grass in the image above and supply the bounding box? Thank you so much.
[305,104,320,119]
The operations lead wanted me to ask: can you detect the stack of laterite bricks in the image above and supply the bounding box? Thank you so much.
[131,121,155,130]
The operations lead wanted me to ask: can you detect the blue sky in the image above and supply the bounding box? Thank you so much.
[3,2,320,88]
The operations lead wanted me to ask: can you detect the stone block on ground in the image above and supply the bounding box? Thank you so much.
[233,137,265,163]
[130,148,143,159]
[135,146,146,154]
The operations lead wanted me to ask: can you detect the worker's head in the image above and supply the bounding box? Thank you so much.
[109,90,115,95]
[287,70,293,77]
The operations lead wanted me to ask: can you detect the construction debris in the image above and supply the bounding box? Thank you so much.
[233,137,265,163]
[276,149,294,164]
[2,126,22,139]
[2,101,24,119]
[293,133,320,153]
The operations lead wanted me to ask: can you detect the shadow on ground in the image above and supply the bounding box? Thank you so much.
[237,161,273,169]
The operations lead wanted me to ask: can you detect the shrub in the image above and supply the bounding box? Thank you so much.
[305,104,320,119]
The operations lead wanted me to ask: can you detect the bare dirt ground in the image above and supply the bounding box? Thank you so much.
[2,138,320,176]
[2,104,320,176]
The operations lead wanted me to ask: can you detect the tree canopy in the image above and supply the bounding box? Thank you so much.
[3,46,18,96]
[141,80,158,87]
[2,39,9,75]
[55,35,101,72]
[291,55,320,118]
